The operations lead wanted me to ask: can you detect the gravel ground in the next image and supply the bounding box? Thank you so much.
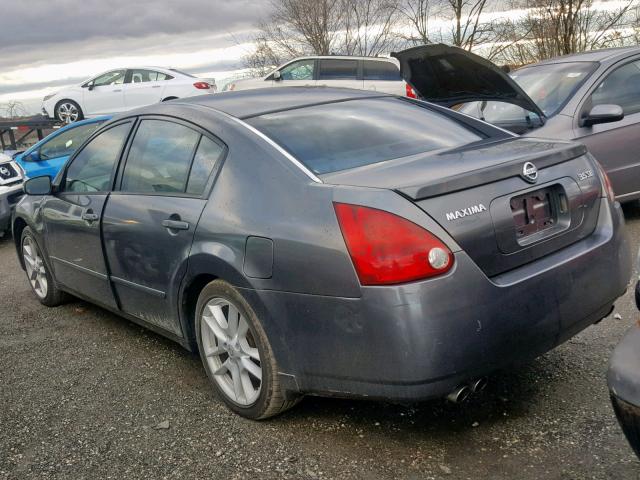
[1,205,639,480]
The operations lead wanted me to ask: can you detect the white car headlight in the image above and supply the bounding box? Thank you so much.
[43,93,57,102]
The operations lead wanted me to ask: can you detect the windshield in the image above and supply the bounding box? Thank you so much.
[247,98,484,175]
[459,61,597,124]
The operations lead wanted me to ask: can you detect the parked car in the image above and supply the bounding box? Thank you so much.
[42,68,215,123]
[393,44,640,202]
[224,56,414,97]
[14,87,631,419]
[608,262,640,460]
[0,153,24,235]
[14,116,110,179]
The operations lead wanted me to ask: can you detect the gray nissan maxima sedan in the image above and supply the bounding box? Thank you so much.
[13,87,632,419]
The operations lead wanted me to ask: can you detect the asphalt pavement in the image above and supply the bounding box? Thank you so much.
[1,204,639,480]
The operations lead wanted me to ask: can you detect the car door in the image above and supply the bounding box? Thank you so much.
[362,60,404,95]
[573,58,640,200]
[316,59,361,90]
[122,69,166,110]
[102,118,225,335]
[41,121,133,308]
[271,59,317,87]
[83,70,126,115]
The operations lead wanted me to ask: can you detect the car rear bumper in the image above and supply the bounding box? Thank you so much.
[0,183,24,232]
[243,198,631,401]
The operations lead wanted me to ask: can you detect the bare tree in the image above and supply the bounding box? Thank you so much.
[400,0,507,56]
[444,0,491,50]
[343,0,402,56]
[244,0,346,75]
[0,100,27,119]
[398,0,435,45]
[498,0,635,65]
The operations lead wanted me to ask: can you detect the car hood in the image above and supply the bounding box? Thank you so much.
[392,44,545,119]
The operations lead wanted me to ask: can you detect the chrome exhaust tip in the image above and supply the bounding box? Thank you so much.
[446,385,471,403]
[470,377,488,393]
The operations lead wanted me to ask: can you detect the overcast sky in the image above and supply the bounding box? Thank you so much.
[0,0,268,113]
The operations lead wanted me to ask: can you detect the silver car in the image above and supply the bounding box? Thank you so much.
[394,45,640,202]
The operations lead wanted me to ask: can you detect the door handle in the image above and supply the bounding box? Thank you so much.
[162,219,190,231]
[82,212,99,222]
[112,89,122,92]
[151,85,161,88]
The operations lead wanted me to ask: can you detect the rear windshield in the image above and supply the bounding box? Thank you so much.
[247,97,484,174]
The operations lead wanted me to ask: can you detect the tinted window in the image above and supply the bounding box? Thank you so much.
[248,98,483,174]
[92,70,126,87]
[186,137,224,196]
[590,60,640,115]
[121,120,200,194]
[363,61,401,81]
[129,69,172,83]
[64,123,131,192]
[279,60,315,80]
[39,122,103,160]
[318,59,358,80]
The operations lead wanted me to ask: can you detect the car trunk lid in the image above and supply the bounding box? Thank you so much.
[392,44,545,121]
[322,138,602,277]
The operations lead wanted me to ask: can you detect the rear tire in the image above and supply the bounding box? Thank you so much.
[195,279,300,419]
[20,227,68,307]
[55,100,84,124]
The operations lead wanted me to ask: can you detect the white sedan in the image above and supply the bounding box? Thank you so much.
[43,67,216,123]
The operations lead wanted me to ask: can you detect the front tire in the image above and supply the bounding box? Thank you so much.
[21,227,67,307]
[55,100,84,124]
[195,280,300,419]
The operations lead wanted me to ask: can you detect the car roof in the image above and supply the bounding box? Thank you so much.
[176,87,388,119]
[533,46,640,65]
[288,55,395,62]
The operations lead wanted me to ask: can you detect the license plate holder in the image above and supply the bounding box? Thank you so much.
[510,185,568,244]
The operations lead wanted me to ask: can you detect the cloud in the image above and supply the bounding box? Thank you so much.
[0,0,266,53]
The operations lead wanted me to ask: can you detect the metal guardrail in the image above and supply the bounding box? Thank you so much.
[0,116,60,151]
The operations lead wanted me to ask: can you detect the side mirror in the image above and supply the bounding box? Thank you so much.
[87,82,95,91]
[583,104,624,127]
[24,176,52,196]
[273,71,282,81]
[25,150,41,162]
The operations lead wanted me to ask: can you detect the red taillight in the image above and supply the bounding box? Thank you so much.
[595,160,615,202]
[405,83,417,98]
[193,82,210,90]
[334,203,454,286]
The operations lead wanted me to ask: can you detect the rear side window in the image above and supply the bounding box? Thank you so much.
[318,59,358,80]
[247,98,483,174]
[64,123,131,193]
[121,120,200,194]
[363,61,401,81]
[39,122,103,160]
[186,137,225,195]
[129,69,172,83]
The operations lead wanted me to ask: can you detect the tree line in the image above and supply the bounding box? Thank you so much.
[244,0,640,73]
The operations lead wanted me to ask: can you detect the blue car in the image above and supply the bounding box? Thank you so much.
[15,116,110,179]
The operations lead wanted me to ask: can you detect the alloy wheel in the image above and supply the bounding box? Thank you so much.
[22,237,48,299]
[57,102,79,124]
[201,298,262,406]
